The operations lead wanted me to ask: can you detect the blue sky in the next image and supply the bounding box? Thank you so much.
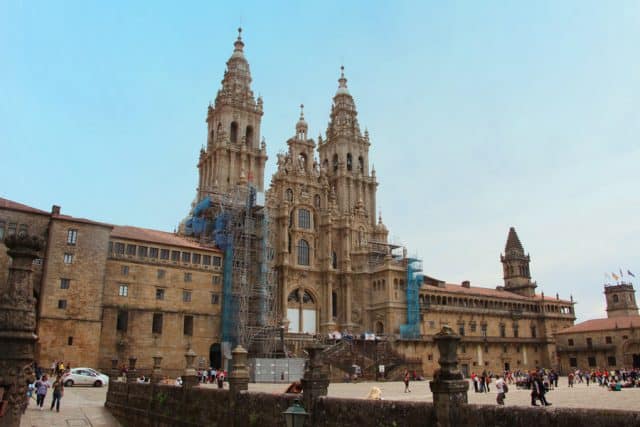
[2,1,639,321]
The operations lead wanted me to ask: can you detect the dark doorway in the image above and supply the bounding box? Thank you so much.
[210,343,222,369]
[633,354,640,369]
[461,364,469,378]
[504,362,510,372]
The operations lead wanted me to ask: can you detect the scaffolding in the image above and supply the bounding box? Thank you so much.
[184,183,280,362]
[400,257,423,339]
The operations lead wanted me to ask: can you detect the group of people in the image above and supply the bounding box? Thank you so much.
[27,363,65,413]
[197,367,226,389]
[568,367,640,390]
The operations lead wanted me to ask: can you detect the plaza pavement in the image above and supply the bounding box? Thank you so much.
[18,377,640,426]
[20,385,120,427]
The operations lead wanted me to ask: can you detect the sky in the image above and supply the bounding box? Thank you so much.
[1,1,639,322]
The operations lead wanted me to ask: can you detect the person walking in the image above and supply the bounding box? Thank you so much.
[403,369,411,393]
[35,375,49,410]
[495,375,507,405]
[50,376,64,412]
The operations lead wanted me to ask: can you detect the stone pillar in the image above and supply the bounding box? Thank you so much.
[126,357,137,384]
[300,343,329,412]
[151,353,163,384]
[110,358,119,380]
[429,325,469,427]
[0,233,42,427]
[228,346,249,393]
[182,348,198,388]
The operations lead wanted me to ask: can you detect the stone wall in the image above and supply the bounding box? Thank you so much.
[105,382,640,427]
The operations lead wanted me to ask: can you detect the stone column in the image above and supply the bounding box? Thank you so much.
[0,233,42,427]
[429,325,469,427]
[151,353,163,384]
[126,357,137,384]
[228,346,249,393]
[182,348,198,388]
[300,343,329,413]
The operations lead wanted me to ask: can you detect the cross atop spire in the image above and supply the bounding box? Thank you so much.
[234,27,245,52]
[299,103,305,120]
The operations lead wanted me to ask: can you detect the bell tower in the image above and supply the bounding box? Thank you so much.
[197,28,267,200]
[604,284,639,318]
[317,67,377,226]
[500,227,537,297]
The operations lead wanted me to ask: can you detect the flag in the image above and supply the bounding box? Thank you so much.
[629,270,636,278]
[612,273,620,281]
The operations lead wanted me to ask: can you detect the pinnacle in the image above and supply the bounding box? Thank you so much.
[505,227,525,254]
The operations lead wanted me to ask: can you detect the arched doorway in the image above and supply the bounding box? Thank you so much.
[624,341,640,368]
[287,288,317,333]
[375,321,384,334]
[209,343,222,369]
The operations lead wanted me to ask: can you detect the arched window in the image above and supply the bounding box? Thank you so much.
[298,209,311,229]
[613,294,619,303]
[358,156,364,173]
[346,153,353,171]
[332,291,337,318]
[285,188,293,202]
[314,194,321,209]
[323,159,329,171]
[332,154,338,172]
[245,125,254,146]
[358,227,366,246]
[331,251,337,269]
[297,239,310,265]
[230,122,239,143]
[375,321,384,334]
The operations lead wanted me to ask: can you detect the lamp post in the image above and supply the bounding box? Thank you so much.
[282,398,308,427]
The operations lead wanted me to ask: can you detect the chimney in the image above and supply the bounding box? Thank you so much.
[51,205,61,215]
[462,281,470,288]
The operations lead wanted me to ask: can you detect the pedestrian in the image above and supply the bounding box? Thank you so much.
[35,375,49,410]
[403,369,411,393]
[568,372,574,388]
[50,375,64,412]
[495,374,507,405]
[535,374,551,406]
[216,370,225,389]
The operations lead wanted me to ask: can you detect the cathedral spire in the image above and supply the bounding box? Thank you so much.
[336,65,350,95]
[504,226,525,255]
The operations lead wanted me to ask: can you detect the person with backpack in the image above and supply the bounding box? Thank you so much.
[34,375,49,411]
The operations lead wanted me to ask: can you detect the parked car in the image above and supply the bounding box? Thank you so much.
[62,367,109,387]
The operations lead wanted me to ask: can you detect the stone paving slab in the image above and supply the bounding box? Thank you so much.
[20,386,121,427]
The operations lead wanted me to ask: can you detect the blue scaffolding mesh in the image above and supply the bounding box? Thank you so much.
[400,257,423,339]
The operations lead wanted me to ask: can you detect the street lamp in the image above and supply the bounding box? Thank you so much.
[282,398,308,427]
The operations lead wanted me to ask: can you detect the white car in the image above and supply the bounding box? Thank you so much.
[62,367,109,387]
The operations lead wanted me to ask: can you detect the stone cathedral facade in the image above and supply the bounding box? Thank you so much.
[194,30,577,376]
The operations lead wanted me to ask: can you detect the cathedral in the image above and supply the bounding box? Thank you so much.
[189,29,576,375]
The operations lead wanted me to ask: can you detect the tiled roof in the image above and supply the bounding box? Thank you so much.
[52,213,113,228]
[111,225,219,252]
[422,282,572,304]
[0,197,50,215]
[556,316,640,334]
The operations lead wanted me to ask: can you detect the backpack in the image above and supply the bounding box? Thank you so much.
[503,383,509,393]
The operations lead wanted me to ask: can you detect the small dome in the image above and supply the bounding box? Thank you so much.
[376,213,388,233]
[296,104,308,134]
[336,65,350,95]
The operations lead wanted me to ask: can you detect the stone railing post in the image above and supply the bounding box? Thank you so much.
[228,345,249,393]
[300,343,329,413]
[0,233,42,427]
[182,348,198,388]
[429,325,469,427]
[126,357,137,384]
[151,352,163,384]
[109,358,119,380]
